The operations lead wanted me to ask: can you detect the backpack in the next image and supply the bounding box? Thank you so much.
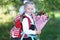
[10,13,31,38]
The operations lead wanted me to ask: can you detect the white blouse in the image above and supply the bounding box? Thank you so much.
[22,13,36,34]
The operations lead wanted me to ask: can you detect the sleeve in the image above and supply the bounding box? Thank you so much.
[22,18,36,34]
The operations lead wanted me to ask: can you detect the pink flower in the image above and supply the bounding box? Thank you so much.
[32,14,49,31]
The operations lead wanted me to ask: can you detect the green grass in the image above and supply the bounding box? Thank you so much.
[40,11,60,40]
[0,11,60,40]
[40,18,60,40]
[0,22,13,40]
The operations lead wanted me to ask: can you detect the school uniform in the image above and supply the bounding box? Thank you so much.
[22,13,36,40]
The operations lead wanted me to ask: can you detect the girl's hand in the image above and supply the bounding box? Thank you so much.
[36,30,41,35]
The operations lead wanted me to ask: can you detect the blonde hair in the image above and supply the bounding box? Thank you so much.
[24,1,35,6]
[24,1,36,13]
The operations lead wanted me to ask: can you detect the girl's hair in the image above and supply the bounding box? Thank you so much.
[24,1,35,7]
[24,1,36,13]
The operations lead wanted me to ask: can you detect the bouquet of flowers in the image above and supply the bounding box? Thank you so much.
[32,11,49,31]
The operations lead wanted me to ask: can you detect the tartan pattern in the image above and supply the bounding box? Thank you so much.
[10,15,22,38]
[10,26,20,38]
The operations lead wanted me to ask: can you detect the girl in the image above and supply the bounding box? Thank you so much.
[10,1,40,40]
[22,1,40,40]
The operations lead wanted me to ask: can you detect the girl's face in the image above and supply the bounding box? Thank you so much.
[25,4,34,15]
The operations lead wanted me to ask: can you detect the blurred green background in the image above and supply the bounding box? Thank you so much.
[0,0,60,40]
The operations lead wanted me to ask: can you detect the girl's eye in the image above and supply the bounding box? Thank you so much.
[31,9,33,10]
[28,8,30,10]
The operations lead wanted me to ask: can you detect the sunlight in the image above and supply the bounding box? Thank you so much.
[55,13,60,18]
[0,14,16,24]
[54,11,60,18]
[48,11,60,18]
